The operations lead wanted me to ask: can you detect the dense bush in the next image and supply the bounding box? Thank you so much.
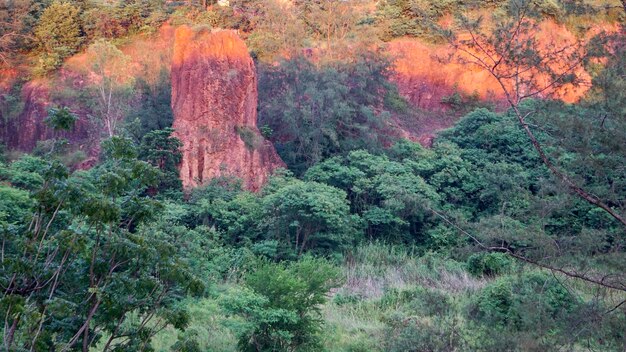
[466,252,513,277]
[260,177,361,257]
[82,0,168,40]
[466,271,586,350]
[223,257,342,351]
[34,1,83,74]
[187,173,361,259]
[305,149,440,242]
[258,55,401,176]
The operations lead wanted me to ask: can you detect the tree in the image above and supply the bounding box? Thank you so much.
[127,69,174,140]
[0,138,203,351]
[45,106,78,131]
[584,28,626,130]
[425,0,626,295]
[261,177,360,257]
[246,0,307,61]
[85,39,134,138]
[223,257,342,351]
[258,55,395,175]
[375,0,460,40]
[305,149,440,242]
[297,0,362,59]
[81,0,168,41]
[34,1,83,73]
[139,127,183,194]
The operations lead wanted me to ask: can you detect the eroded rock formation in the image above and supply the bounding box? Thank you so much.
[171,26,284,191]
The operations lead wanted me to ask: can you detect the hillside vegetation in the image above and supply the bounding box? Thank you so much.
[1,0,625,351]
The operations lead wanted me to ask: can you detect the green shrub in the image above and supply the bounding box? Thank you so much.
[223,257,343,351]
[466,252,513,277]
[45,107,77,131]
[258,56,393,175]
[259,124,273,139]
[260,177,361,256]
[332,293,364,306]
[34,1,83,74]
[468,271,581,347]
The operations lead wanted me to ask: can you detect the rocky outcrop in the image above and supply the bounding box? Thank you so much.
[171,26,284,191]
[0,80,90,152]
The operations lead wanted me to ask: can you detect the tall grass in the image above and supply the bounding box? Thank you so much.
[340,242,485,299]
[320,242,486,351]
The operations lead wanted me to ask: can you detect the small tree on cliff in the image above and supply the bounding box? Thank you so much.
[85,39,134,138]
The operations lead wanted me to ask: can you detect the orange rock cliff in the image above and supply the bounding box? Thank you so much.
[171,26,284,191]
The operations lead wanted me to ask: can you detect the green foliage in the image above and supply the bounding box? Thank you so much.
[187,173,360,259]
[376,0,456,40]
[467,271,586,350]
[328,243,626,351]
[34,1,83,74]
[236,125,263,151]
[0,0,44,61]
[0,137,204,351]
[81,0,168,41]
[0,2,624,351]
[260,177,360,257]
[437,108,539,168]
[0,84,26,130]
[171,3,253,31]
[374,0,511,41]
[0,184,33,226]
[383,313,464,352]
[139,127,183,194]
[436,102,625,280]
[258,55,396,175]
[127,69,174,140]
[151,297,238,352]
[383,84,410,113]
[85,39,134,137]
[584,32,626,152]
[1,154,47,191]
[466,252,513,277]
[306,149,440,242]
[259,124,273,139]
[223,257,342,351]
[441,85,490,113]
[45,106,77,131]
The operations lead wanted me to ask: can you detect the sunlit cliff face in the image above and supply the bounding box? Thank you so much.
[388,19,613,110]
[389,39,502,110]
